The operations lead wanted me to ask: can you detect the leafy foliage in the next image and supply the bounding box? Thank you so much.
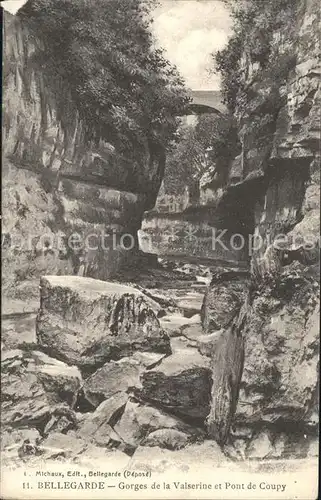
[164,113,239,194]
[215,0,299,114]
[19,0,190,159]
[196,114,239,177]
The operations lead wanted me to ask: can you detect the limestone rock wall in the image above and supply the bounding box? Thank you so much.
[3,12,163,193]
[138,214,249,266]
[2,12,164,310]
[205,0,320,459]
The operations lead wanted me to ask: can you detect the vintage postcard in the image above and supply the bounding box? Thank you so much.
[1,0,320,499]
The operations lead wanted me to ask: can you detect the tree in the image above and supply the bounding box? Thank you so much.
[18,0,190,160]
[213,0,299,113]
[164,113,239,195]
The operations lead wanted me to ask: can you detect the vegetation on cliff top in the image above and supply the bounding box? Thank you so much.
[215,0,300,114]
[206,0,301,177]
[18,0,190,160]
[164,114,239,195]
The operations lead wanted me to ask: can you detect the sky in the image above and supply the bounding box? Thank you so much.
[1,0,26,13]
[1,0,232,91]
[152,1,232,90]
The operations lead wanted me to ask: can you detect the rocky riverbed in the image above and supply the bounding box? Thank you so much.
[1,259,318,473]
[0,268,205,470]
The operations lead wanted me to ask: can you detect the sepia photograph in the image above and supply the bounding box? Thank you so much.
[1,0,320,498]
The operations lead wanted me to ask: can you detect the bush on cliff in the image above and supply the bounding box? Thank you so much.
[18,0,190,160]
[215,0,300,113]
[164,113,239,195]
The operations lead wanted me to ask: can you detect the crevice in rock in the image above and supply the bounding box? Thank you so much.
[108,403,127,428]
[74,389,96,413]
[130,392,210,430]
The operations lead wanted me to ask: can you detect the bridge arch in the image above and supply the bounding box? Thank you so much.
[179,90,226,116]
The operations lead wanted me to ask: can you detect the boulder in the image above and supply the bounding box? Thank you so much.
[40,432,90,459]
[44,417,72,436]
[2,433,130,470]
[114,399,203,448]
[131,351,166,368]
[1,349,81,429]
[83,358,141,407]
[180,323,204,343]
[138,288,177,309]
[160,313,201,338]
[1,428,41,451]
[76,392,128,447]
[135,349,212,420]
[142,429,195,450]
[36,276,171,371]
[1,312,37,350]
[19,432,130,468]
[245,431,274,460]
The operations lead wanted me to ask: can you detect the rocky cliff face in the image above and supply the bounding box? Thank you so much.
[205,0,320,459]
[2,11,164,311]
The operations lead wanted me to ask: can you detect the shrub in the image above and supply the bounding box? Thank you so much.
[18,0,190,160]
[214,0,300,114]
[164,113,240,194]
